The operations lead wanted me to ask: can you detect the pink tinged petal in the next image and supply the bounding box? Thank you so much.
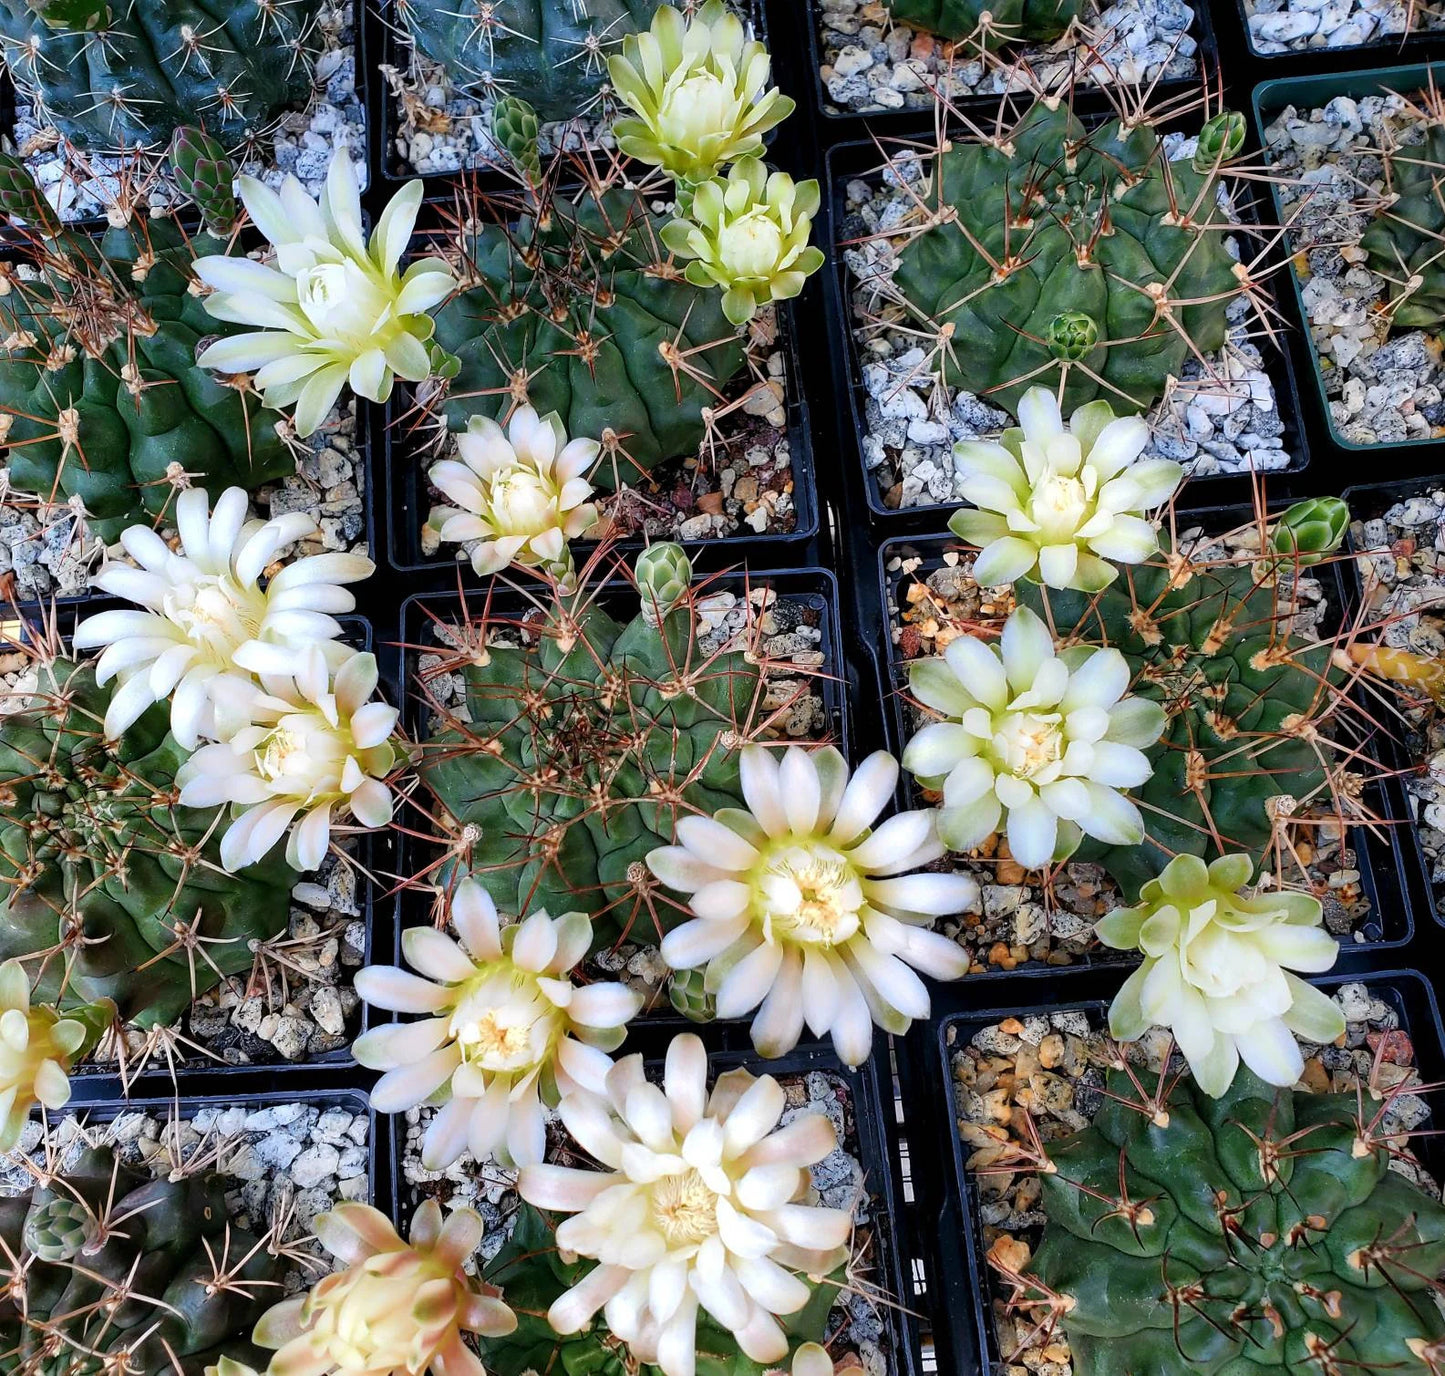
[322,1201,406,1257]
[831,965,875,1068]
[793,1344,835,1376]
[432,1204,485,1269]
[656,1292,701,1376]
[649,1257,690,1325]
[661,916,751,970]
[511,910,559,971]
[732,1253,811,1316]
[289,804,333,872]
[721,1074,786,1155]
[557,1035,615,1095]
[849,941,931,1021]
[568,983,644,1029]
[351,1016,450,1071]
[548,1264,631,1333]
[354,966,452,1014]
[1004,796,1059,870]
[1235,1017,1304,1089]
[518,1162,614,1213]
[558,1091,628,1168]
[451,879,502,960]
[750,948,805,1059]
[864,872,978,918]
[665,1033,709,1134]
[402,927,477,984]
[829,751,899,846]
[420,1096,472,1169]
[624,1080,676,1151]
[716,939,784,1020]
[739,745,788,837]
[716,1197,779,1258]
[691,1247,751,1329]
[847,810,934,873]
[253,1295,308,1349]
[741,1111,837,1170]
[675,814,760,871]
[736,1163,804,1211]
[371,1043,462,1112]
[778,746,823,835]
[461,1293,518,1337]
[766,1203,852,1251]
[688,880,753,921]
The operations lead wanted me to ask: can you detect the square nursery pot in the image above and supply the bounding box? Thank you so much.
[821,133,1312,535]
[1253,62,1445,459]
[872,507,1418,981]
[924,968,1445,1376]
[1341,474,1445,931]
[0,604,392,1085]
[1230,0,1445,68]
[387,1027,923,1376]
[799,0,1217,133]
[391,566,850,1027]
[370,0,768,193]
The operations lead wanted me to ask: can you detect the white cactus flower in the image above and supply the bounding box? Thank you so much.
[72,486,372,749]
[518,1033,852,1376]
[902,605,1167,871]
[426,407,599,585]
[950,386,1184,592]
[193,148,457,436]
[175,644,398,872]
[1098,852,1345,1097]
[353,878,643,1169]
[647,745,974,1068]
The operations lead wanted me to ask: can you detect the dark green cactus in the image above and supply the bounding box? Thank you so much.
[0,0,323,151]
[1018,523,1343,899]
[399,0,657,124]
[1019,1065,1445,1374]
[1359,119,1445,329]
[479,1204,840,1376]
[170,125,237,234]
[892,99,1250,417]
[0,658,293,1029]
[0,1143,279,1374]
[883,0,1083,45]
[0,204,295,539]
[431,173,746,489]
[1271,497,1349,566]
[419,549,773,950]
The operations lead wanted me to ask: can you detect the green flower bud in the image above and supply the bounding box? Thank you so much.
[667,967,716,1023]
[0,151,59,235]
[170,125,237,235]
[25,1197,97,1262]
[1271,497,1349,566]
[1046,311,1099,362]
[635,542,692,624]
[1193,111,1246,173]
[492,95,541,184]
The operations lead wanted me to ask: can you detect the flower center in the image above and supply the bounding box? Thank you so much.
[661,72,732,145]
[489,468,553,533]
[1032,472,1089,537]
[449,970,561,1074]
[650,1168,720,1247]
[256,728,307,782]
[994,711,1064,780]
[167,575,264,660]
[719,213,785,278]
[756,843,862,947]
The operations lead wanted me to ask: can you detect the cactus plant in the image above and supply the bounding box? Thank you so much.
[478,1203,843,1376]
[1007,1063,1445,1373]
[429,158,746,489]
[1016,522,1346,899]
[0,187,296,539]
[0,0,323,151]
[882,0,1084,46]
[1359,112,1445,329]
[888,97,1254,417]
[0,656,293,1029]
[397,0,657,124]
[0,1142,279,1372]
[1270,496,1350,566]
[170,125,238,235]
[416,546,814,952]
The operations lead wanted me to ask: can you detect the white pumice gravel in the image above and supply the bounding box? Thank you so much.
[813,0,1198,115]
[1351,488,1445,920]
[1245,0,1443,52]
[9,2,366,223]
[0,1102,371,1291]
[839,140,1291,513]
[399,1069,888,1374]
[1266,93,1445,447]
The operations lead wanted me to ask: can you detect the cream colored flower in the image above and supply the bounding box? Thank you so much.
[648,745,973,1067]
[176,645,398,872]
[72,486,371,748]
[194,149,456,435]
[426,407,599,586]
[353,878,642,1169]
[902,605,1167,870]
[518,1034,851,1376]
[949,387,1183,592]
[0,962,112,1152]
[608,1,795,185]
[1099,852,1345,1097]
[254,1201,516,1376]
[661,159,825,325]
[769,1347,834,1376]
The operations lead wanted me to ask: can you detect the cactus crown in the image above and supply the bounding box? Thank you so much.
[1016,508,1363,899]
[413,546,825,956]
[1359,83,1445,330]
[882,0,1085,47]
[0,649,294,1029]
[0,0,323,149]
[423,155,750,489]
[992,1058,1445,1373]
[0,176,296,538]
[864,86,1265,419]
[0,1140,281,1374]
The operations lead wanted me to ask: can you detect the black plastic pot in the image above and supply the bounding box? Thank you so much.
[820,133,1313,536]
[1229,0,1445,70]
[388,565,851,1025]
[870,510,1419,982]
[925,968,1445,1376]
[387,1029,921,1376]
[1340,474,1445,932]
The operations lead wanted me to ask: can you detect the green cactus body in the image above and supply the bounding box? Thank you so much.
[1360,122,1445,330]
[419,557,765,949]
[0,660,293,1029]
[1024,1066,1445,1373]
[400,0,657,123]
[883,0,1083,45]
[432,183,746,490]
[0,1144,278,1374]
[0,0,322,150]
[170,126,237,234]
[479,1205,839,1375]
[0,217,295,539]
[1018,537,1340,899]
[892,101,1246,417]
